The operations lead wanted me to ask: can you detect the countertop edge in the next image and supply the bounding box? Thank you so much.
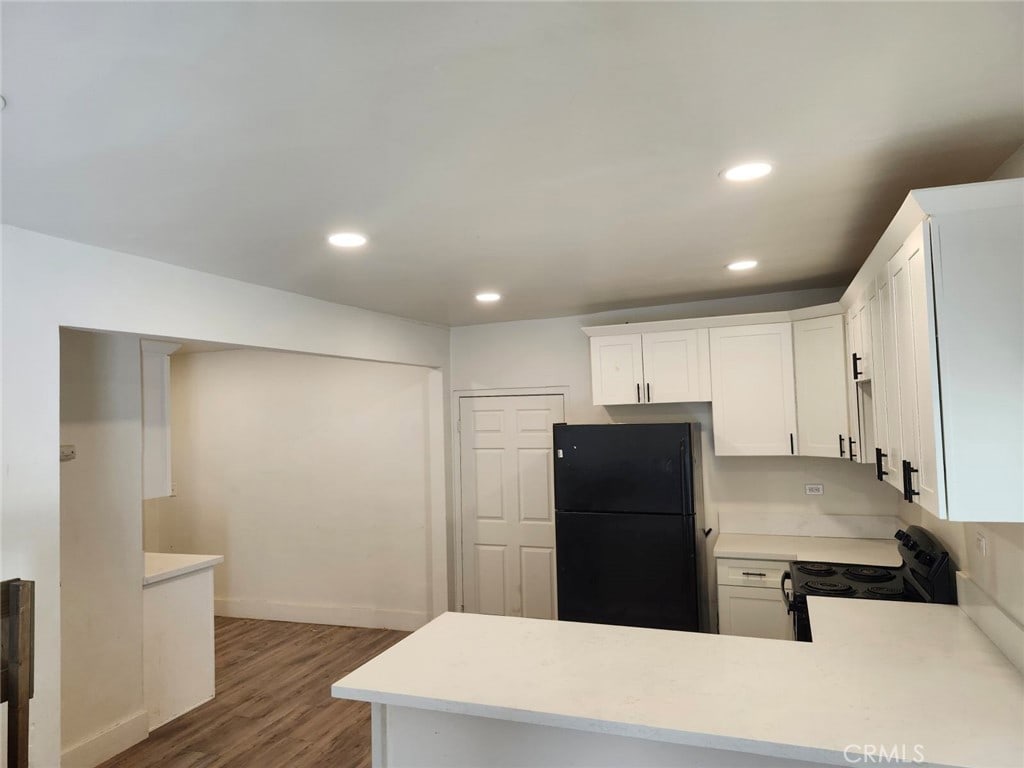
[330,684,854,767]
[143,554,224,586]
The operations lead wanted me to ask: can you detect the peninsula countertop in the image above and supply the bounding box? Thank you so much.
[144,551,224,586]
[713,532,901,566]
[331,606,1023,768]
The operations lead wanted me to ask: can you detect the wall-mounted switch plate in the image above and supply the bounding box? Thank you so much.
[60,445,76,462]
[805,484,824,496]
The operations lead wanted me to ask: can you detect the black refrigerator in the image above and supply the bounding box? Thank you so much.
[553,423,700,632]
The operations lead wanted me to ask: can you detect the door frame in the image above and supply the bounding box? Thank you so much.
[450,386,569,613]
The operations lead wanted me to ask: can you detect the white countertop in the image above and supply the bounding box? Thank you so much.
[144,552,224,586]
[714,532,901,566]
[332,607,1023,768]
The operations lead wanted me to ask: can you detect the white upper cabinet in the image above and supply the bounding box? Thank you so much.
[640,329,711,404]
[709,323,798,456]
[793,315,849,459]
[589,329,711,405]
[876,269,904,492]
[141,340,181,500]
[847,179,1023,522]
[590,334,644,405]
[890,224,943,516]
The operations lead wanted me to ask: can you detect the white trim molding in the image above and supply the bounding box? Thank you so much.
[61,709,148,768]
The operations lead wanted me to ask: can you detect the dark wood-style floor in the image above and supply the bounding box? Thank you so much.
[99,617,407,768]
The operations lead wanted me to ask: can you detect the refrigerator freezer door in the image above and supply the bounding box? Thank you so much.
[553,423,692,515]
[555,510,699,631]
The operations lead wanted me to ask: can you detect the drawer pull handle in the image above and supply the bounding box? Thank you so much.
[741,571,767,577]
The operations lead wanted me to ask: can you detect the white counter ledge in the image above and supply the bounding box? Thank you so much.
[714,533,901,566]
[144,552,224,586]
[332,609,1023,768]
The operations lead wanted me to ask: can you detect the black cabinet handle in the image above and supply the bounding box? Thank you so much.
[636,383,641,403]
[848,437,857,461]
[906,461,920,501]
[875,448,889,481]
[789,433,795,455]
[646,383,651,403]
[852,353,862,380]
[839,434,845,458]
[901,460,920,502]
[742,572,767,577]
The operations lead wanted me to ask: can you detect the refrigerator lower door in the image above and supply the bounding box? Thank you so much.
[555,510,698,631]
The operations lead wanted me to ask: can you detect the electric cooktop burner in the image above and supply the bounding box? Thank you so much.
[797,563,836,577]
[843,566,896,583]
[803,580,856,596]
[866,585,905,599]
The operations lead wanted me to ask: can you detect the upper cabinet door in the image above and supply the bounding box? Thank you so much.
[877,269,904,491]
[590,334,644,405]
[890,224,944,517]
[710,323,798,456]
[793,315,849,459]
[640,329,711,404]
[867,280,893,482]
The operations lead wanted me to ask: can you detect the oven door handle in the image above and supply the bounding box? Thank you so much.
[781,570,793,615]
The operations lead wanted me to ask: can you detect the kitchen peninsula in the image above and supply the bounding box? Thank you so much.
[332,600,1023,768]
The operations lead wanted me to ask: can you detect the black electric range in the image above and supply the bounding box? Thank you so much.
[782,525,957,641]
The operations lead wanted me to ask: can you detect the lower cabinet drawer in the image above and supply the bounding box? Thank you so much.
[717,585,794,641]
[716,558,788,589]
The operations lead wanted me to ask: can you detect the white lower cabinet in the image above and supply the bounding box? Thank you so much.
[716,558,793,641]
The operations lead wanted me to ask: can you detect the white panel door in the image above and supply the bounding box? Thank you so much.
[792,315,849,458]
[717,586,794,640]
[709,323,798,456]
[460,395,565,619]
[640,329,711,403]
[589,335,643,405]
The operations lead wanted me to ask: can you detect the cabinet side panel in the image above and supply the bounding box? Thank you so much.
[931,209,1024,522]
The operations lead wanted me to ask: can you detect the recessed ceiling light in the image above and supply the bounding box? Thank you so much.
[721,162,773,182]
[475,292,501,303]
[727,260,759,271]
[327,232,367,248]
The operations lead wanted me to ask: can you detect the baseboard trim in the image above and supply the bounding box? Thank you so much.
[957,571,1024,673]
[214,598,429,632]
[61,709,148,768]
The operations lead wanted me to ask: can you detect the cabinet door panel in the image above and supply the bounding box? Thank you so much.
[709,323,797,456]
[641,329,710,403]
[878,271,904,491]
[718,585,793,640]
[590,335,643,405]
[906,228,943,515]
[868,284,890,480]
[793,315,849,458]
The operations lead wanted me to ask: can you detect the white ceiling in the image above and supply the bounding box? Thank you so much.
[3,2,1022,326]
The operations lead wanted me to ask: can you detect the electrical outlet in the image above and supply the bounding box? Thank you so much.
[805,484,824,496]
[976,531,988,558]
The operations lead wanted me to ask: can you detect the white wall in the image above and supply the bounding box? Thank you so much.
[59,330,147,765]
[1,226,450,767]
[158,349,434,631]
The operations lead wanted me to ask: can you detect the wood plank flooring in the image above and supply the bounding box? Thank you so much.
[99,617,407,768]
